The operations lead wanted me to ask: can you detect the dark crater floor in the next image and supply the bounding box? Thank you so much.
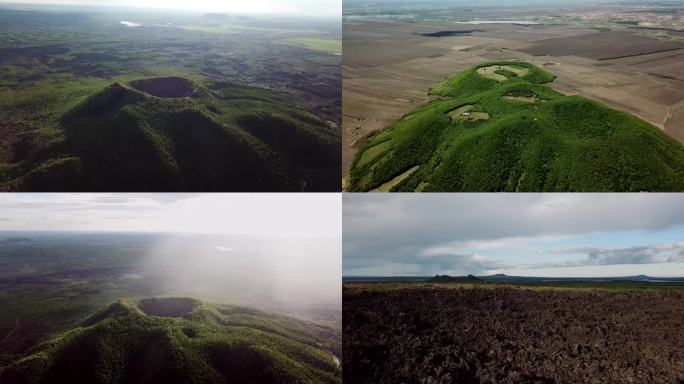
[137,297,198,318]
[130,77,194,98]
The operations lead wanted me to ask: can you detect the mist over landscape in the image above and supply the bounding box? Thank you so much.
[0,194,342,383]
[0,0,341,18]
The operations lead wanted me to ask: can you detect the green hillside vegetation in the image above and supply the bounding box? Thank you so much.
[1,77,340,192]
[348,61,684,192]
[277,38,342,54]
[0,298,341,384]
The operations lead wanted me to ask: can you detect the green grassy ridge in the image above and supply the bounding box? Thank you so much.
[1,77,340,192]
[1,298,341,384]
[349,61,684,192]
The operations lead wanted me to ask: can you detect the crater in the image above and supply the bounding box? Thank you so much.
[138,298,198,318]
[503,90,541,103]
[130,77,194,98]
[447,104,490,122]
[477,65,529,81]
[182,327,197,338]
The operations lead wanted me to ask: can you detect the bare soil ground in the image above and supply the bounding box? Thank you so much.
[343,285,684,384]
[342,16,684,183]
[519,31,683,60]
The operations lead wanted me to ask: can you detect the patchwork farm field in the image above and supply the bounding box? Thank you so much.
[343,282,684,384]
[342,2,684,185]
[0,6,341,191]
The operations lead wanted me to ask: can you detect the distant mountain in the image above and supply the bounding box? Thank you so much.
[427,274,483,283]
[0,298,340,384]
[479,274,684,283]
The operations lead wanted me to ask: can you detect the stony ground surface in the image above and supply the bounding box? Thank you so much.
[343,286,684,384]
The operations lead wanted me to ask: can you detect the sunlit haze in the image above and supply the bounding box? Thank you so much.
[0,0,341,17]
[0,193,341,238]
[0,193,342,314]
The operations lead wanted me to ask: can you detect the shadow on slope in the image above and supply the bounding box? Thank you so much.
[1,298,341,384]
[2,78,341,192]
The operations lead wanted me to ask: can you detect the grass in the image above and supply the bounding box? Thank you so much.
[371,165,419,192]
[343,281,684,295]
[476,64,529,81]
[356,140,390,167]
[277,38,342,54]
[348,61,684,192]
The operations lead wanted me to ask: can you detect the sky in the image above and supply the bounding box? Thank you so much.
[0,0,341,17]
[0,193,341,238]
[343,194,684,277]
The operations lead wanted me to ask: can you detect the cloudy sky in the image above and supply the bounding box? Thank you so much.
[0,0,340,17]
[0,193,340,238]
[344,194,684,277]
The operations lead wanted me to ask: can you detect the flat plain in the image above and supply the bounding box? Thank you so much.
[342,2,684,185]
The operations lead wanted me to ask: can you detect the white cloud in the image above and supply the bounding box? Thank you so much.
[344,194,684,276]
[0,193,341,239]
[541,243,684,267]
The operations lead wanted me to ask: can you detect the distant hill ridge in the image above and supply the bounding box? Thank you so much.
[427,274,483,283]
[344,274,684,282]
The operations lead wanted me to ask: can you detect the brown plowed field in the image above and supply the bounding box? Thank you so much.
[343,285,684,384]
[341,14,684,184]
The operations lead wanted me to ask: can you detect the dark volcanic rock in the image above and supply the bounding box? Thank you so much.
[343,286,684,383]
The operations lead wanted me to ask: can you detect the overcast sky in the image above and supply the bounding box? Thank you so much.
[0,193,341,238]
[344,194,684,277]
[0,0,341,17]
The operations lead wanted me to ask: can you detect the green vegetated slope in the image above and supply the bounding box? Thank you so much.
[0,298,341,384]
[0,77,340,192]
[348,61,684,192]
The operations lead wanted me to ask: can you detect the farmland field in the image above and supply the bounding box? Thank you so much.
[341,1,684,186]
[343,282,684,383]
